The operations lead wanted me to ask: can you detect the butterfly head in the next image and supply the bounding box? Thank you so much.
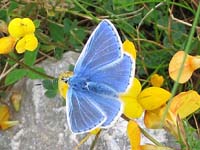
[58,71,73,99]
[59,71,73,82]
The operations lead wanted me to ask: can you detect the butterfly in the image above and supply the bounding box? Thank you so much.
[62,19,135,134]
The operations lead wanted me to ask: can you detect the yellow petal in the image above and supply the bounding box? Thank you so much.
[0,36,16,54]
[8,18,35,38]
[190,55,200,71]
[123,40,137,59]
[168,51,196,83]
[0,105,18,130]
[1,121,19,130]
[144,106,166,129]
[122,97,143,118]
[127,120,141,150]
[144,105,179,137]
[58,72,73,99]
[141,144,173,150]
[0,105,9,122]
[15,34,38,53]
[121,78,142,99]
[90,128,101,135]
[138,87,171,110]
[21,18,35,35]
[8,18,24,38]
[170,90,200,119]
[150,74,164,87]
[120,78,143,118]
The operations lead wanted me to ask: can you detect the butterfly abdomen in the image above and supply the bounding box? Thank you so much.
[87,82,118,98]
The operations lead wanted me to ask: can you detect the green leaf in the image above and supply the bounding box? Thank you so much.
[24,47,38,66]
[54,48,64,60]
[33,19,40,28]
[42,79,53,89]
[5,69,27,85]
[0,9,7,21]
[52,79,58,90]
[69,28,86,50]
[143,50,171,69]
[63,18,71,36]
[42,79,58,90]
[36,31,52,44]
[27,67,46,79]
[7,52,19,66]
[49,22,64,42]
[68,64,74,72]
[40,44,56,52]
[45,90,57,98]
[8,1,18,14]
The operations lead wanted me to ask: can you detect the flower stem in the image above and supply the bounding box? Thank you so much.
[90,129,101,150]
[162,3,200,126]
[121,114,163,146]
[6,54,55,80]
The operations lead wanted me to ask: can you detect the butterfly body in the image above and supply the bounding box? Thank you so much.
[68,75,118,98]
[64,20,135,134]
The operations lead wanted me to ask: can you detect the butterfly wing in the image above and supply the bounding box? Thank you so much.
[66,20,135,133]
[66,88,106,134]
[74,19,123,77]
[67,87,123,133]
[87,91,123,128]
[89,53,134,93]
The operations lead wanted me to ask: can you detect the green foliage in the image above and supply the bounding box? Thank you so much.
[24,49,38,66]
[182,121,200,150]
[0,0,199,148]
[5,69,27,85]
[42,79,58,98]
[4,47,46,85]
[8,1,18,15]
[49,22,64,42]
[5,67,46,85]
[26,67,46,79]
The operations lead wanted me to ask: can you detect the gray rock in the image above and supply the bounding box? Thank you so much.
[0,51,177,150]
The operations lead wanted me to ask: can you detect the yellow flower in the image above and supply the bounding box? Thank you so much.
[0,105,19,130]
[150,74,164,87]
[169,51,200,83]
[144,105,171,129]
[127,120,173,150]
[123,40,137,60]
[58,72,73,99]
[120,78,143,118]
[144,90,200,139]
[138,87,171,110]
[90,128,101,135]
[127,120,141,150]
[15,34,38,53]
[0,36,16,54]
[8,18,35,38]
[121,78,171,118]
[170,90,200,119]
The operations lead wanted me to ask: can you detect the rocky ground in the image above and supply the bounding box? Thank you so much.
[0,51,177,150]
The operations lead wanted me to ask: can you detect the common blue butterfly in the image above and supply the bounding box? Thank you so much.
[62,19,135,134]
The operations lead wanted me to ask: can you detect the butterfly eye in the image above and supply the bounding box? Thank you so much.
[61,77,69,83]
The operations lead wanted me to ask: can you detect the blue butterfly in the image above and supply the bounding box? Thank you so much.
[63,19,135,134]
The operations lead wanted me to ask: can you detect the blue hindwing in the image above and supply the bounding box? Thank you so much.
[66,88,106,134]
